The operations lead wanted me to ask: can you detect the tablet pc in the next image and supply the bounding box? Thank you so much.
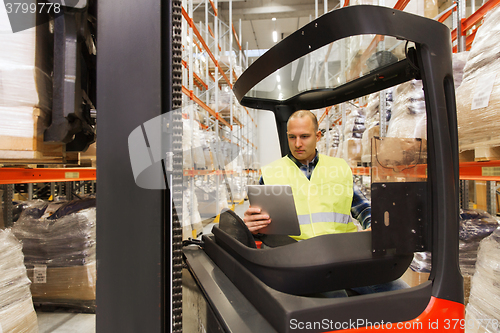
[247,185,301,236]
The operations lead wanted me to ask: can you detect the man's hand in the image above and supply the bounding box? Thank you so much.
[243,207,271,234]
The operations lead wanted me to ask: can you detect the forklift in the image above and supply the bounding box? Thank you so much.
[183,5,464,332]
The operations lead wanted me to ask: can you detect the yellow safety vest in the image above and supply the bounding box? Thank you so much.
[262,154,356,240]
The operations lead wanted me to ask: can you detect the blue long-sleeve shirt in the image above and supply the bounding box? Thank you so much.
[259,153,371,229]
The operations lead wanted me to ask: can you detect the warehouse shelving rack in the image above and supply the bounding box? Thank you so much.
[180,0,259,230]
[314,0,500,216]
[1,0,500,331]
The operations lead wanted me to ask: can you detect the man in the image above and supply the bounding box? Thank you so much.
[244,110,407,295]
[244,110,371,237]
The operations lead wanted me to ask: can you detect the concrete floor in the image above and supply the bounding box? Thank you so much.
[37,312,95,333]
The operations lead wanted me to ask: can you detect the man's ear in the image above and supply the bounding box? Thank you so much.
[316,130,322,142]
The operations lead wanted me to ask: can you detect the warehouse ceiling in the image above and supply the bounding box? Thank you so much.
[192,0,343,52]
[190,0,458,60]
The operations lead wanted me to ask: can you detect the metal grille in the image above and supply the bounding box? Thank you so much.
[171,0,183,331]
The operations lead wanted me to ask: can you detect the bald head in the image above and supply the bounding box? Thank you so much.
[287,110,319,132]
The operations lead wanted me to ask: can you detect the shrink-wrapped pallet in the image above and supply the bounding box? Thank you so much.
[459,209,499,276]
[342,108,365,166]
[387,80,426,140]
[0,5,63,162]
[456,5,500,151]
[11,199,96,311]
[0,4,52,110]
[318,127,340,157]
[465,228,500,332]
[182,186,203,240]
[361,90,392,163]
[411,209,498,275]
[0,229,38,333]
[453,51,469,89]
[182,114,207,169]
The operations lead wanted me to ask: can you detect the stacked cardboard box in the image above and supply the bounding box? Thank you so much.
[0,5,63,163]
[11,199,96,311]
[0,229,38,333]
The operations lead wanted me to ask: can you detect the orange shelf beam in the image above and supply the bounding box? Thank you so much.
[232,116,243,127]
[462,0,500,31]
[182,86,232,129]
[351,160,500,181]
[209,0,218,16]
[232,24,242,51]
[451,0,500,44]
[207,25,222,52]
[459,160,500,181]
[0,168,96,185]
[393,0,412,11]
[181,60,208,90]
[318,106,333,124]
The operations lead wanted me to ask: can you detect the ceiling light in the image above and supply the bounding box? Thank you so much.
[278,85,281,90]
[276,75,280,82]
[272,17,276,21]
[273,30,278,43]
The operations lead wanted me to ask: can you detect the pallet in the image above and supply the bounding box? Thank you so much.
[0,108,64,164]
[66,143,96,167]
[459,146,500,162]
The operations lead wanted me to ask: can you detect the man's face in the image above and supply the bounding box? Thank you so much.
[287,116,321,164]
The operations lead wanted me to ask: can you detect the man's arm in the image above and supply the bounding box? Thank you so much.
[351,184,371,230]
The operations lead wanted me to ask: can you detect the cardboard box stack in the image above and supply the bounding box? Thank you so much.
[0,229,38,333]
[0,5,63,162]
[466,228,500,332]
[456,5,500,153]
[11,198,96,311]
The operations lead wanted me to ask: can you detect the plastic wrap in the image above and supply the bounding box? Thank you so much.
[342,138,362,167]
[0,66,52,110]
[456,5,500,151]
[361,90,393,163]
[344,109,365,139]
[182,186,203,240]
[0,5,52,150]
[410,209,498,276]
[453,52,469,89]
[0,5,61,161]
[342,108,365,166]
[387,80,427,139]
[465,229,500,332]
[11,199,96,311]
[182,114,207,169]
[318,127,340,157]
[0,229,38,333]
[195,176,230,218]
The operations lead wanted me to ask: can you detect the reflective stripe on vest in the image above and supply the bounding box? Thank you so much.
[298,212,351,225]
[262,154,355,240]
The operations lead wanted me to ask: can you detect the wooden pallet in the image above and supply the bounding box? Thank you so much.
[66,143,96,167]
[0,108,64,164]
[459,146,500,162]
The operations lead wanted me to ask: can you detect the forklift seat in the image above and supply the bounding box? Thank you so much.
[213,209,413,295]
